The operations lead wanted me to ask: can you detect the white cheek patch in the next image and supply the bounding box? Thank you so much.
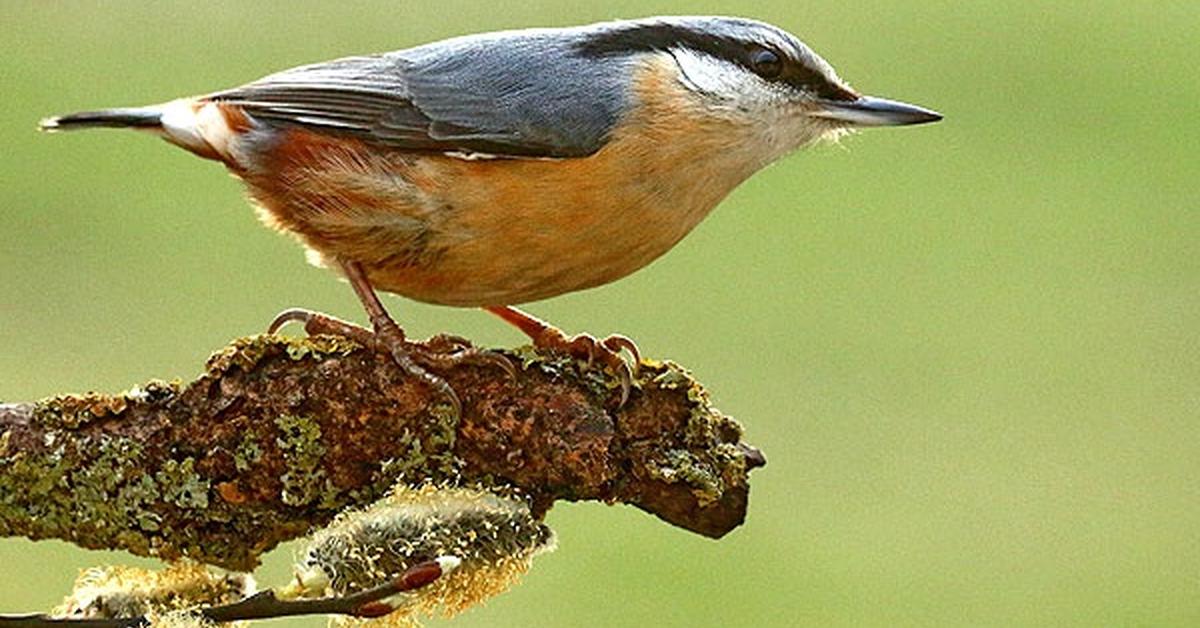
[662,48,841,167]
[668,47,768,106]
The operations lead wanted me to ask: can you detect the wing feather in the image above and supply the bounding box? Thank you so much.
[209,44,619,158]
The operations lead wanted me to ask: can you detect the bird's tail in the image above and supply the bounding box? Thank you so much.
[39,107,163,132]
[39,99,238,162]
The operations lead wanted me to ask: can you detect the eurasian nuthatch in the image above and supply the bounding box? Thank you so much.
[41,16,941,410]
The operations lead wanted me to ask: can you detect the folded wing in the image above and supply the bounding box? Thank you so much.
[210,36,630,159]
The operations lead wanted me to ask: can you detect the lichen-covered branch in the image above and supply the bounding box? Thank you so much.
[0,334,763,571]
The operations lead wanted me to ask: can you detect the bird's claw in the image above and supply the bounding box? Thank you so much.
[424,333,475,352]
[413,346,519,382]
[419,333,518,380]
[268,308,375,344]
[267,308,515,418]
[536,330,641,407]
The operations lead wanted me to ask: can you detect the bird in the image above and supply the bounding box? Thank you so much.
[40,15,941,413]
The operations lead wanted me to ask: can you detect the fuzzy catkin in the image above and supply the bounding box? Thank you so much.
[56,563,253,620]
[293,483,555,625]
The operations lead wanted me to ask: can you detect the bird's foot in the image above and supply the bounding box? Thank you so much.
[534,328,641,407]
[484,306,640,407]
[268,308,515,418]
[416,333,518,381]
[269,308,374,344]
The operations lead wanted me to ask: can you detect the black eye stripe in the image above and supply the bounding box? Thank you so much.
[576,23,858,101]
[749,47,783,79]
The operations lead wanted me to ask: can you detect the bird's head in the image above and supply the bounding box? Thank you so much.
[579,16,942,167]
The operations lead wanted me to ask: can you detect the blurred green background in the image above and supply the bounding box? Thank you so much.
[2,1,1198,626]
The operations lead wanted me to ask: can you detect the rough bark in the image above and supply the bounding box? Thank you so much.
[0,334,764,571]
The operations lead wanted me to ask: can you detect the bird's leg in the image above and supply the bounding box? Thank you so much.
[340,261,517,384]
[484,305,640,406]
[269,261,515,418]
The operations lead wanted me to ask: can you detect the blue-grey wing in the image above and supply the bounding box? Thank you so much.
[210,32,633,158]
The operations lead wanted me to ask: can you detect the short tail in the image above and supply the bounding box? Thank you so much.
[39,107,162,132]
[40,99,241,163]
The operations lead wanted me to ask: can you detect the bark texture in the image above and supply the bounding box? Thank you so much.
[0,334,763,571]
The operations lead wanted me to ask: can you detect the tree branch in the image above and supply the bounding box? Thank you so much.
[0,333,763,571]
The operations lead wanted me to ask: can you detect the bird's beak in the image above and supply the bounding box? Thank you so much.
[809,96,943,127]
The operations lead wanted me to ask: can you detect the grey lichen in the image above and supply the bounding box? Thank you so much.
[275,414,327,507]
[646,449,725,507]
[234,431,263,472]
[507,345,625,400]
[156,459,211,510]
[423,403,460,476]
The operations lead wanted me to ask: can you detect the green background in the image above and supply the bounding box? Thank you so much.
[2,1,1197,626]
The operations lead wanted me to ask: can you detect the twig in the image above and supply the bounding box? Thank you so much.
[0,558,454,627]
[0,333,764,570]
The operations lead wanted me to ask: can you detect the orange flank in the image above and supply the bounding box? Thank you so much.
[233,56,756,307]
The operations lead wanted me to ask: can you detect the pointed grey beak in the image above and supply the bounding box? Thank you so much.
[810,96,943,127]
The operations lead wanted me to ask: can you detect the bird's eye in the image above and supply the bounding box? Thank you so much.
[749,47,783,79]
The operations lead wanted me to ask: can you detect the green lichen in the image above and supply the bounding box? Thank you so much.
[507,345,551,371]
[638,359,751,506]
[122,474,165,532]
[370,422,461,497]
[205,334,361,377]
[377,437,431,485]
[686,404,742,446]
[0,426,225,563]
[233,429,263,472]
[506,345,631,401]
[424,402,459,472]
[30,380,180,430]
[646,359,745,454]
[649,360,693,390]
[275,414,327,507]
[283,334,362,362]
[0,446,71,513]
[68,437,149,534]
[646,449,725,507]
[713,442,748,476]
[155,458,210,510]
[87,437,146,491]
